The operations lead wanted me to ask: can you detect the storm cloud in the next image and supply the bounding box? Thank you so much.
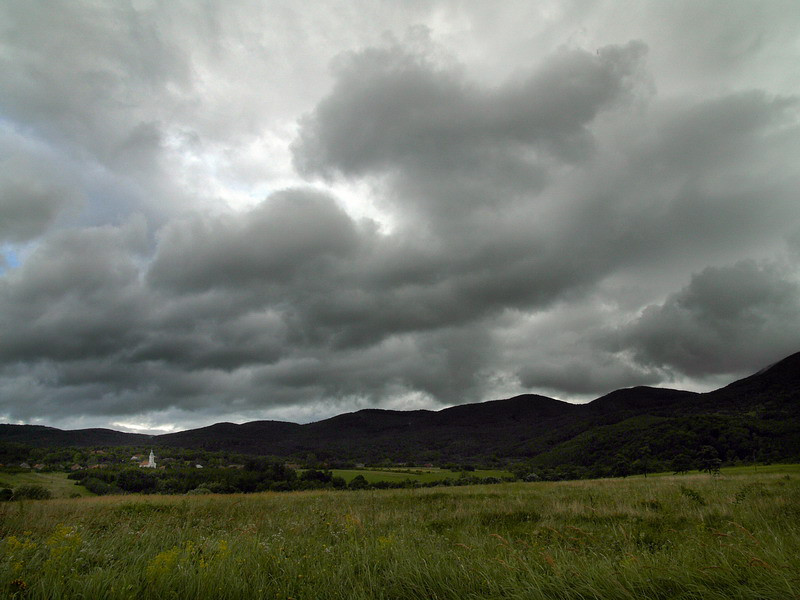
[614,260,800,377]
[1,1,799,431]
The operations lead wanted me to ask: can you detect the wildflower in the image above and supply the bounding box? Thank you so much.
[46,524,82,562]
[146,547,180,582]
[215,539,230,559]
[10,579,28,591]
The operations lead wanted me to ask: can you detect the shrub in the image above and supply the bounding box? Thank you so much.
[348,475,371,490]
[679,485,706,506]
[12,484,52,500]
[82,477,113,495]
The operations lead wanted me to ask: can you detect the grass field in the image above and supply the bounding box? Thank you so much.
[2,468,798,599]
[633,463,800,479]
[0,472,92,498]
[330,468,511,484]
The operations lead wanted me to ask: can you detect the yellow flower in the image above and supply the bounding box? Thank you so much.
[146,547,180,582]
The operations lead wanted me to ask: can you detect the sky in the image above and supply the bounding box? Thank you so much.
[1,1,799,434]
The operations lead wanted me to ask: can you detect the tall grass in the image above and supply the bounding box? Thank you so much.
[1,471,798,599]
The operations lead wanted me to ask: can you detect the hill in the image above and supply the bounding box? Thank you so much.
[2,351,799,469]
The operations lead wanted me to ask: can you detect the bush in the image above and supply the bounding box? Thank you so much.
[82,477,113,495]
[116,468,158,493]
[348,475,371,490]
[301,469,333,484]
[12,484,52,500]
[0,488,13,501]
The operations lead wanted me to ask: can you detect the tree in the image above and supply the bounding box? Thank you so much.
[670,453,693,474]
[611,455,630,478]
[116,468,157,493]
[637,445,653,477]
[697,446,722,476]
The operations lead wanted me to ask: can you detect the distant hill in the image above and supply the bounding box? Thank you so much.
[2,351,799,469]
[0,424,150,447]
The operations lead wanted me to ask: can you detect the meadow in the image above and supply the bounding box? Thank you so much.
[0,472,91,499]
[1,469,798,599]
[330,467,512,485]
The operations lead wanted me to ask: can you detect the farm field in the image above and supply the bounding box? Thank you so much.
[2,468,799,599]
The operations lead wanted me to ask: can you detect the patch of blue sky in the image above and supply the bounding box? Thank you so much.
[1,246,21,273]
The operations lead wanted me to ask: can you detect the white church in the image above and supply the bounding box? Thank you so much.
[140,450,156,468]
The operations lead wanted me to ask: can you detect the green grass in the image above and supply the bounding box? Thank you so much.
[717,463,800,475]
[331,468,511,484]
[1,468,799,599]
[631,463,800,478]
[0,472,93,498]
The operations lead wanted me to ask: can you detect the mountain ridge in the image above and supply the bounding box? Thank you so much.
[2,351,799,467]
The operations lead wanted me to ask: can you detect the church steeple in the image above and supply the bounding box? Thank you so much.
[147,449,156,468]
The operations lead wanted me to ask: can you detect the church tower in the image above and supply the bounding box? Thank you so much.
[147,449,156,468]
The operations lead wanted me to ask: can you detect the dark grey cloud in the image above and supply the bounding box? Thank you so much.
[611,260,800,378]
[281,41,653,347]
[0,132,83,243]
[1,2,799,431]
[518,357,663,397]
[148,189,360,292]
[294,39,647,215]
[0,220,149,363]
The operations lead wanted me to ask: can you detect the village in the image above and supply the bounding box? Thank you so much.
[0,446,253,474]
